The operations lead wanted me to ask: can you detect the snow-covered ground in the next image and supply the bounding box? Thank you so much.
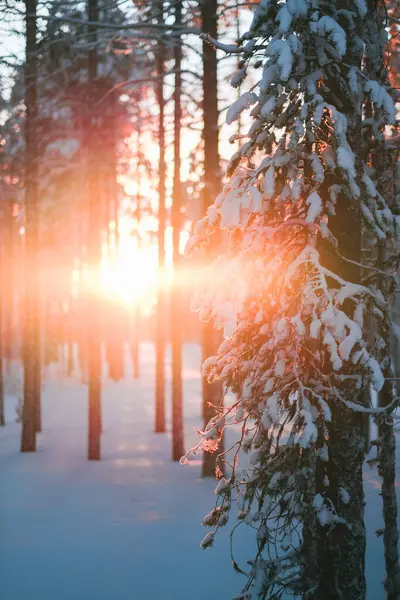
[0,343,396,600]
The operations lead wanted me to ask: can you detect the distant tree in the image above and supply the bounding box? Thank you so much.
[21,0,40,451]
[0,228,4,425]
[185,0,399,597]
[132,91,143,381]
[171,0,185,462]
[154,0,167,434]
[87,0,102,461]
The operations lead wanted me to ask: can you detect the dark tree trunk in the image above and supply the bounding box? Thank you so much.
[0,226,4,426]
[201,0,223,477]
[21,0,41,452]
[87,0,102,460]
[103,90,123,384]
[171,0,185,462]
[132,99,141,381]
[154,0,166,433]
[4,202,15,375]
[367,2,400,593]
[67,340,74,377]
[375,241,400,600]
[317,408,366,600]
[378,377,400,599]
[315,23,366,598]
[107,91,118,251]
[316,170,366,598]
[316,179,366,600]
[301,448,319,595]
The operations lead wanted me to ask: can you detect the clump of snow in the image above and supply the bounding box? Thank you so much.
[200,531,215,549]
[311,154,324,182]
[367,356,385,392]
[260,64,278,92]
[263,166,275,199]
[260,96,276,119]
[337,145,356,178]
[305,191,323,223]
[231,69,246,88]
[348,66,359,95]
[226,92,258,125]
[276,5,292,33]
[310,16,347,57]
[287,0,308,17]
[364,80,396,124]
[353,0,367,15]
[339,487,350,504]
[265,40,293,81]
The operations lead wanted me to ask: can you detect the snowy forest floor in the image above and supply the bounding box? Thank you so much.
[0,343,397,600]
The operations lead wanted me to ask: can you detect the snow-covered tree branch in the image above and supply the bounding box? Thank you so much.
[184,0,400,598]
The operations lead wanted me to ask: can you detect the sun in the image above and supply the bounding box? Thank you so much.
[100,216,158,312]
[69,209,190,313]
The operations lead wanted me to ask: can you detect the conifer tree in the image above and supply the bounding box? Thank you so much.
[185,1,400,597]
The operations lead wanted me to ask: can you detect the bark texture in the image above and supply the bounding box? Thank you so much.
[315,10,366,594]
[317,409,366,600]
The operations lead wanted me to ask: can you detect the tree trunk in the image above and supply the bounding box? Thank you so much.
[104,91,123,383]
[316,184,366,600]
[317,408,366,600]
[368,2,400,593]
[316,197,366,599]
[312,5,371,588]
[67,323,74,377]
[132,99,141,380]
[375,245,400,600]
[4,202,15,375]
[378,377,400,599]
[154,0,166,433]
[171,0,185,462]
[0,225,5,426]
[21,0,40,452]
[201,0,223,477]
[301,448,319,596]
[87,0,101,460]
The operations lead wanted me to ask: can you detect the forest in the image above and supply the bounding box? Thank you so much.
[1,0,400,599]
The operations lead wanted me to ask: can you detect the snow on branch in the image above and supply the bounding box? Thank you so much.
[184,0,400,597]
[199,33,244,54]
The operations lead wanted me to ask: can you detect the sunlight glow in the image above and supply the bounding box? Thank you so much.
[100,215,158,311]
